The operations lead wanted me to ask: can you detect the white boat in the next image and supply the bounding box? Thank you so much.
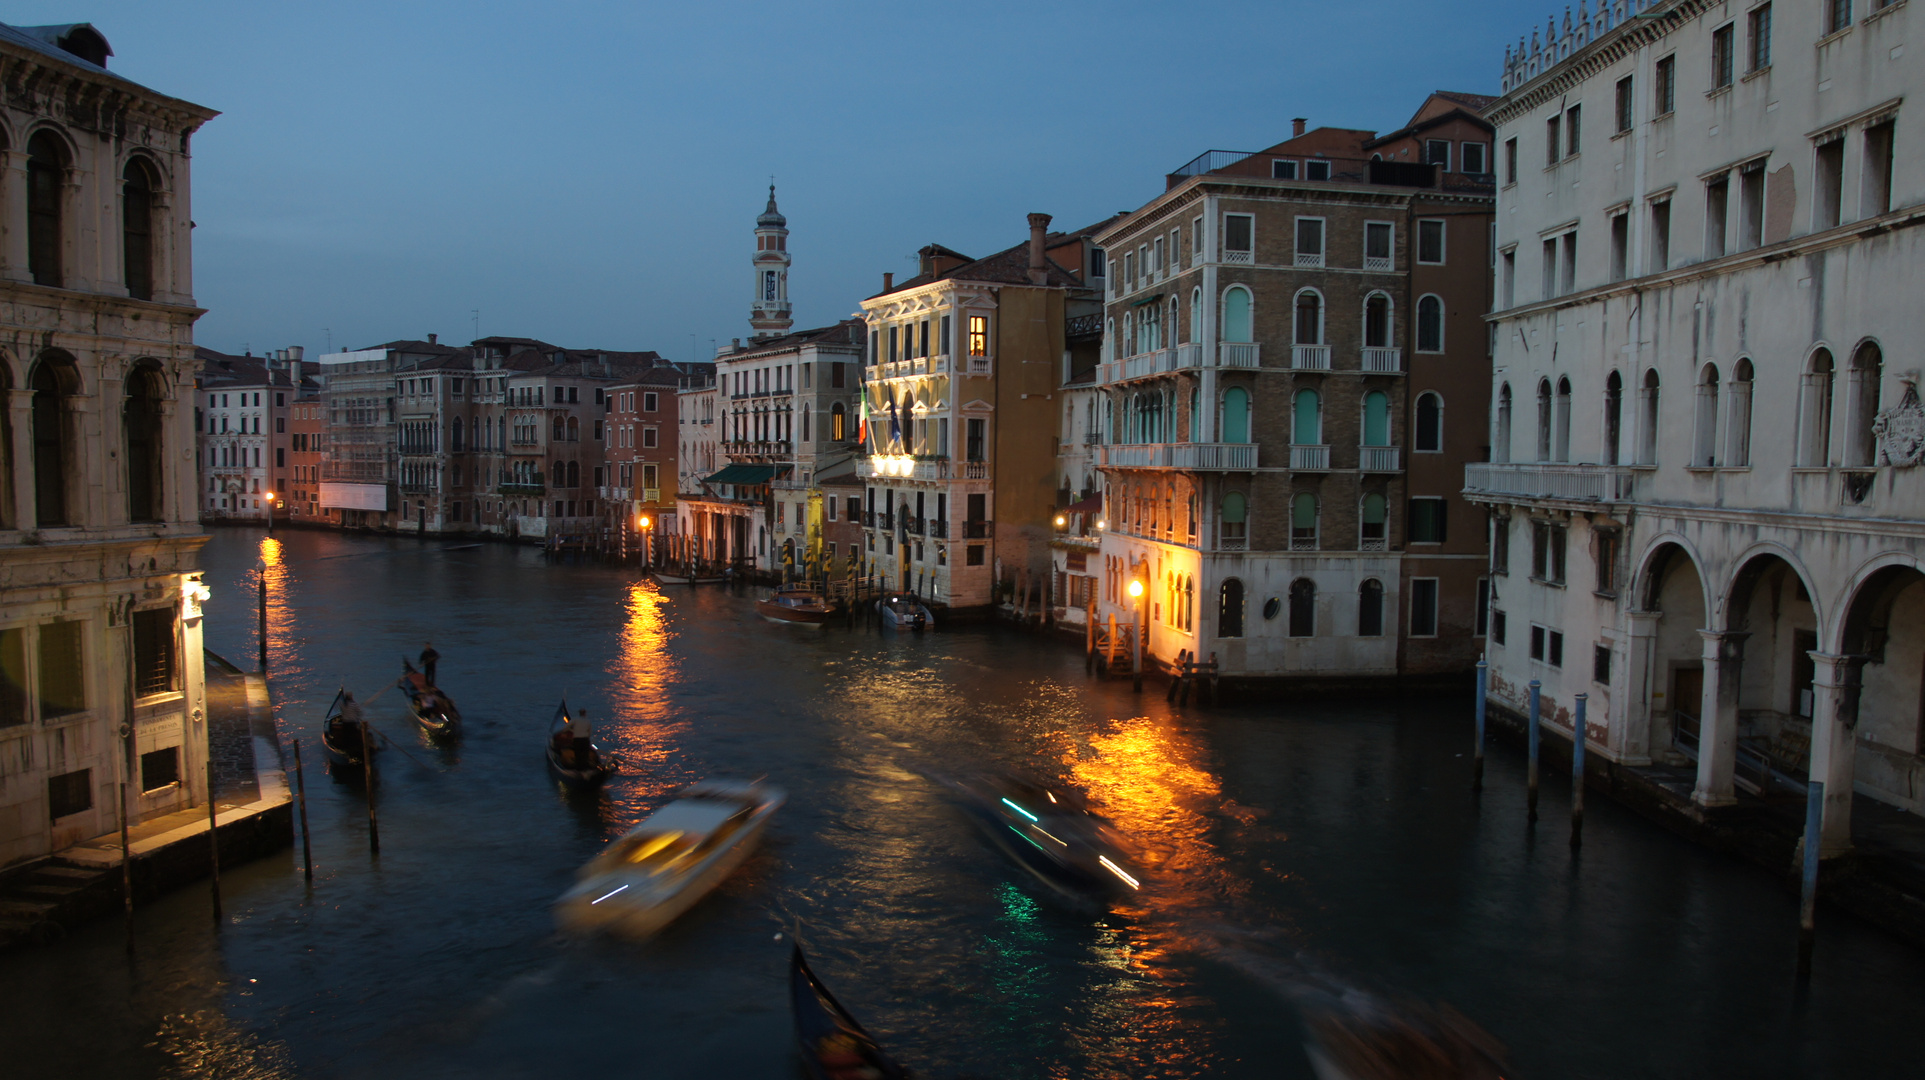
[876,593,934,631]
[554,778,785,938]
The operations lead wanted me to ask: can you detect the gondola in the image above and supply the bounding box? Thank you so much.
[320,689,377,774]
[400,658,461,738]
[546,698,614,790]
[650,568,727,585]
[789,946,910,1080]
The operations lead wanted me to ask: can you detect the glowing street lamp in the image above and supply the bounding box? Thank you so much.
[1127,577,1146,692]
[263,491,276,536]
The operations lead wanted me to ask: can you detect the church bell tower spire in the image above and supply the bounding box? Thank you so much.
[749,184,793,340]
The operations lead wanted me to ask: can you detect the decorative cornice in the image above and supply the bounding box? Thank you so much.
[1491,0,1705,126]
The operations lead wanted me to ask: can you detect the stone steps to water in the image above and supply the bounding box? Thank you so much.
[0,859,117,952]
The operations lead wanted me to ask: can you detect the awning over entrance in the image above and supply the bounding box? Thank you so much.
[702,464,780,486]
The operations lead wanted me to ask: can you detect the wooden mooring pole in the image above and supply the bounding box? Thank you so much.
[1797,779,1824,980]
[119,779,134,952]
[206,754,222,924]
[293,738,314,883]
[1526,678,1542,823]
[1571,693,1587,847]
[1472,657,1487,792]
[361,720,380,856]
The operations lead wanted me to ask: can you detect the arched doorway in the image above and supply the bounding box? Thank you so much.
[1720,552,1822,797]
[1819,562,1925,854]
[1628,541,1708,770]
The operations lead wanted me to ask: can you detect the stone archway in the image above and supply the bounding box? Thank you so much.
[1813,561,1925,854]
[1720,551,1823,794]
[1625,540,1709,770]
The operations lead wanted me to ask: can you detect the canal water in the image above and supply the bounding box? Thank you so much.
[3,528,1922,1079]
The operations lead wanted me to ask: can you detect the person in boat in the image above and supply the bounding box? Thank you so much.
[570,710,596,767]
[336,690,364,751]
[420,642,439,685]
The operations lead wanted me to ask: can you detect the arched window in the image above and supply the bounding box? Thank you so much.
[0,366,11,529]
[553,416,566,440]
[1190,287,1202,344]
[1416,294,1444,352]
[1363,293,1391,348]
[1637,369,1661,465]
[1360,493,1387,549]
[1554,376,1572,462]
[1290,492,1318,549]
[1495,383,1513,463]
[1604,371,1623,465]
[553,458,565,485]
[1845,342,1883,467]
[1535,379,1553,461]
[1288,577,1316,637]
[1727,358,1754,467]
[831,402,846,441]
[1693,364,1721,467]
[27,132,66,288]
[1415,392,1442,452]
[452,417,465,452]
[1294,289,1323,345]
[567,416,580,442]
[30,358,78,526]
[1220,491,1246,547]
[567,460,580,488]
[1222,287,1252,343]
[1362,391,1391,446]
[1800,349,1834,467]
[1221,386,1251,443]
[1293,389,1321,445]
[123,159,158,301]
[125,365,166,523]
[1358,579,1384,636]
[1218,577,1245,638]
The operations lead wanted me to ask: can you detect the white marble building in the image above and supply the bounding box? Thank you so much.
[1469,0,1923,857]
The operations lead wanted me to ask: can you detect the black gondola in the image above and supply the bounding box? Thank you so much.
[546,698,613,790]
[789,946,909,1080]
[401,657,461,738]
[320,689,377,774]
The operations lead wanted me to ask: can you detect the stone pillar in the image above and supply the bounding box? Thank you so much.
[1619,611,1660,765]
[0,151,27,283]
[1693,629,1749,807]
[1807,651,1864,858]
[7,386,31,529]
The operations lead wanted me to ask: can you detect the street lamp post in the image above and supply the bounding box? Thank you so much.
[264,491,275,536]
[1127,577,1145,693]
[637,513,653,567]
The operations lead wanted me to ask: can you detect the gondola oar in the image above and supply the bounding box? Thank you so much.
[370,726,437,771]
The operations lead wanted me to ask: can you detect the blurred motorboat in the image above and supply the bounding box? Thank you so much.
[789,946,909,1080]
[1303,994,1512,1080]
[943,771,1143,904]
[757,583,836,625]
[555,778,785,938]
[875,593,934,631]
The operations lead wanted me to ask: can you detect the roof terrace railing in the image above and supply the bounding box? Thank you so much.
[1169,150,1260,179]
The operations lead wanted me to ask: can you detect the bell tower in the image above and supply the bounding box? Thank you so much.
[750,184,793,339]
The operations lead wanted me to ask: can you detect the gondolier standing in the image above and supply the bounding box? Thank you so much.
[420,642,439,686]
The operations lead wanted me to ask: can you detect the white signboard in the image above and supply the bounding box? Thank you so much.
[320,482,389,511]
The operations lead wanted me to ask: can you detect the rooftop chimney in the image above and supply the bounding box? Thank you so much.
[1027,213,1052,285]
[883,272,894,292]
[289,346,304,362]
[427,333,438,345]
[1292,117,1307,138]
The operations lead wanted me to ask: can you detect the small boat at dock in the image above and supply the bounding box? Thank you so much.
[756,584,836,626]
[554,778,785,938]
[876,593,934,631]
[790,946,910,1080]
[651,568,727,585]
[547,699,614,790]
[401,659,460,738]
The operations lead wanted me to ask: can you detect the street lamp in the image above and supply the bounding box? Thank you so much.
[1126,578,1146,692]
[264,491,275,536]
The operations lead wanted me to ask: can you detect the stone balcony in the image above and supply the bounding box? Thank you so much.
[1462,462,1637,503]
[1099,442,1257,470]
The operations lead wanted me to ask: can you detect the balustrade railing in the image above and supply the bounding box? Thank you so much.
[1359,446,1401,471]
[1219,342,1260,368]
[1290,444,1330,470]
[1463,463,1636,501]
[1292,345,1331,370]
[1361,347,1402,373]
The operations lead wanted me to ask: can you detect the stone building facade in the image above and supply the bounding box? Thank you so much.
[859,214,1113,607]
[1469,0,1924,855]
[0,22,218,867]
[1093,95,1495,680]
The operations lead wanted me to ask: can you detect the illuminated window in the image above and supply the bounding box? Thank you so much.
[967,316,987,357]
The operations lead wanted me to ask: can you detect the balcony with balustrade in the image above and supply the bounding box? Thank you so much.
[1361,347,1402,373]
[1291,345,1331,371]
[1359,446,1401,472]
[1219,342,1260,369]
[1462,463,1637,503]
[1290,445,1330,471]
[1099,443,1257,471]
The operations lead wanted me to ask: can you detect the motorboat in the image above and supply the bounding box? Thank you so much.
[790,946,910,1080]
[651,568,727,586]
[400,658,460,738]
[756,584,837,626]
[943,771,1142,904]
[320,689,378,775]
[875,593,934,631]
[555,778,785,938]
[547,699,614,790]
[1302,994,1512,1080]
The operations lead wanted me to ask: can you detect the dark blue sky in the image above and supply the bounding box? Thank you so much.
[18,0,1547,359]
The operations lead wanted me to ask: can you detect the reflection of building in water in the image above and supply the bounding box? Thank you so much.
[0,22,219,868]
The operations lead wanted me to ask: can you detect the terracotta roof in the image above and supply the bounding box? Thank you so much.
[871,214,1125,299]
[728,319,865,356]
[1433,90,1499,112]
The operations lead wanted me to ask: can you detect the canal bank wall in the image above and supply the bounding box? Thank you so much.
[0,660,292,952]
[1482,698,1925,951]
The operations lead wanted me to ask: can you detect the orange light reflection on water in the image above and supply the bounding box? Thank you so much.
[600,581,690,828]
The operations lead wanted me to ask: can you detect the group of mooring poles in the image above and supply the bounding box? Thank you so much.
[1474,655,1827,981]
